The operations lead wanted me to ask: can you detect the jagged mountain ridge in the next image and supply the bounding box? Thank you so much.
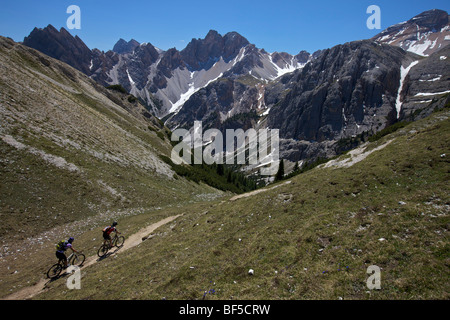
[166,9,449,138]
[22,27,311,118]
[20,9,450,165]
[163,43,316,130]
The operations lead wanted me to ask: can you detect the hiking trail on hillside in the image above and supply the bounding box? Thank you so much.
[2,214,182,300]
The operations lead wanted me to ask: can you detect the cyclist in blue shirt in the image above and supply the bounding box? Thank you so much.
[55,237,79,268]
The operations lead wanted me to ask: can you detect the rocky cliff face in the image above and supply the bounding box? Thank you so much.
[166,77,262,131]
[399,45,450,120]
[268,41,412,142]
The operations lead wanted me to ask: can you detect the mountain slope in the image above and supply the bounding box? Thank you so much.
[0,10,449,300]
[0,36,227,296]
[0,35,226,234]
[30,106,450,300]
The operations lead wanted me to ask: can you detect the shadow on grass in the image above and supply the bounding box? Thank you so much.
[96,246,123,262]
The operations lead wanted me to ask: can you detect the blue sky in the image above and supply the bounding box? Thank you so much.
[0,0,449,54]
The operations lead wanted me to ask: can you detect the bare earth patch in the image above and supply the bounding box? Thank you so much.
[321,140,393,169]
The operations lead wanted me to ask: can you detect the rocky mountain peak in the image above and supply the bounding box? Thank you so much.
[411,9,449,29]
[373,9,449,56]
[112,38,140,54]
[295,50,312,64]
[180,30,250,71]
[223,31,251,60]
[204,29,221,41]
[23,24,92,74]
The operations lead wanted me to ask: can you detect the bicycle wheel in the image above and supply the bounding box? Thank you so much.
[71,253,86,266]
[114,236,125,247]
[47,263,63,279]
[97,244,109,257]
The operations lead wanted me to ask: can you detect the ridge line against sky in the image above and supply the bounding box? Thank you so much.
[0,0,449,55]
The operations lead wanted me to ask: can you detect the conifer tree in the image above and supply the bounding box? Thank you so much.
[275,159,284,181]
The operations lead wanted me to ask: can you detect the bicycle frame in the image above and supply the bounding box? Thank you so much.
[98,232,124,258]
[48,251,84,279]
[104,231,119,247]
[66,252,75,264]
[60,251,84,266]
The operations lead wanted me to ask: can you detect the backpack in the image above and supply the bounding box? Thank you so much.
[103,226,111,233]
[56,240,67,251]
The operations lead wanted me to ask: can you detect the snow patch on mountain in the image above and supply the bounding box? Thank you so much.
[126,68,135,86]
[166,47,250,114]
[269,54,305,79]
[396,60,419,118]
[414,90,450,97]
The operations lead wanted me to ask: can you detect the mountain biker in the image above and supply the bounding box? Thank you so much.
[55,237,79,268]
[103,221,120,248]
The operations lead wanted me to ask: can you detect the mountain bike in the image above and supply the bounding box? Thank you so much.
[46,251,85,279]
[97,232,125,258]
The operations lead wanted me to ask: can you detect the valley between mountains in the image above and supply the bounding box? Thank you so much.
[0,8,449,300]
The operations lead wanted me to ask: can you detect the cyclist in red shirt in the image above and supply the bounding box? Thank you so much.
[102,221,120,248]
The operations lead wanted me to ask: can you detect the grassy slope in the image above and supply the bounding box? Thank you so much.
[0,37,224,297]
[35,108,449,300]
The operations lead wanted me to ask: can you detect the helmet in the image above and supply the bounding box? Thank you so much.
[112,221,118,226]
[68,237,74,243]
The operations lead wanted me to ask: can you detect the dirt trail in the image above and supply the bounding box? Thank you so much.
[321,140,393,169]
[229,180,292,201]
[2,214,182,300]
